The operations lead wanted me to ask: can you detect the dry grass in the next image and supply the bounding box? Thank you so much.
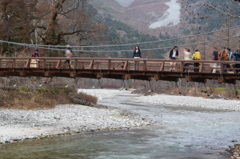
[0,88,97,110]
[77,92,98,104]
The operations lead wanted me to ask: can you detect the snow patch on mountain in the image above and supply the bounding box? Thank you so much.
[114,0,135,7]
[149,0,181,29]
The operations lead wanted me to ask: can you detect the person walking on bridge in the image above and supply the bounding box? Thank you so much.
[169,46,179,71]
[211,47,219,73]
[227,48,234,73]
[192,50,201,72]
[133,45,141,58]
[65,45,73,69]
[234,47,240,73]
[218,47,229,73]
[30,49,40,68]
[133,46,141,70]
[183,48,191,72]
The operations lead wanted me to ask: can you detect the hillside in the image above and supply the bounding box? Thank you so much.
[91,0,174,36]
[90,0,240,37]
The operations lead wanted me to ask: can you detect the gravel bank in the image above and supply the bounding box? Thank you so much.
[79,89,240,111]
[0,104,151,144]
[130,94,240,111]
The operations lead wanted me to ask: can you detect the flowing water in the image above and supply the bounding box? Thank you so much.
[1,91,240,159]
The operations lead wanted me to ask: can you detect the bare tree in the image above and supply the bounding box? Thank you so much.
[34,0,105,45]
[0,0,38,55]
[0,0,106,55]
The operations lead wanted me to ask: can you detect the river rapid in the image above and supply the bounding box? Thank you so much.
[1,89,240,159]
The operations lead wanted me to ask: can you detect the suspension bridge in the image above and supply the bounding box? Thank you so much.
[0,25,239,85]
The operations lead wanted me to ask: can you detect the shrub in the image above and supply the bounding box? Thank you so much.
[77,92,98,104]
[0,88,97,110]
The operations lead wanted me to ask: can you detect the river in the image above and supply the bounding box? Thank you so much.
[1,90,239,159]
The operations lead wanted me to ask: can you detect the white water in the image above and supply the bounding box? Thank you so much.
[149,0,181,28]
[114,0,135,7]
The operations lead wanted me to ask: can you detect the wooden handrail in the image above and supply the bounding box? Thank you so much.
[1,57,240,73]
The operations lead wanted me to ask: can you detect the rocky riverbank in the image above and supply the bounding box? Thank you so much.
[130,93,240,111]
[0,104,152,144]
[78,89,240,111]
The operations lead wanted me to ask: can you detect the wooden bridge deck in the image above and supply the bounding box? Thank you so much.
[1,57,240,83]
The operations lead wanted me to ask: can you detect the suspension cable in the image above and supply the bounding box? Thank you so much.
[0,25,239,50]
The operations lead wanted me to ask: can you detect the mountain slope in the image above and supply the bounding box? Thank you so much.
[91,0,239,37]
[91,0,179,36]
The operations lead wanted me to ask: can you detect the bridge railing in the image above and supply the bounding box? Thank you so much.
[0,57,240,74]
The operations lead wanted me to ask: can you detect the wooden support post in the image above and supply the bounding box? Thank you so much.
[143,60,147,71]
[25,59,31,68]
[220,62,224,74]
[123,61,128,70]
[12,59,15,68]
[74,59,77,69]
[108,59,111,70]
[218,77,225,83]
[153,74,160,81]
[19,71,26,76]
[43,59,46,69]
[70,72,77,77]
[56,60,61,69]
[185,76,192,82]
[199,62,203,73]
[89,60,94,69]
[180,61,184,73]
[124,74,131,79]
[160,61,164,71]
[97,73,103,79]
[44,71,51,77]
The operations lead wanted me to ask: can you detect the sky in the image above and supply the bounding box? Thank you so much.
[114,0,135,7]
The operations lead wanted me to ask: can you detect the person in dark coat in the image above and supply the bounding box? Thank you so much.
[133,46,141,70]
[169,46,179,60]
[32,49,39,57]
[133,46,141,58]
[30,49,40,68]
[169,46,179,71]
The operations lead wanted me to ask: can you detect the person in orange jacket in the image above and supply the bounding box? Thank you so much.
[218,47,229,73]
[218,47,229,61]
